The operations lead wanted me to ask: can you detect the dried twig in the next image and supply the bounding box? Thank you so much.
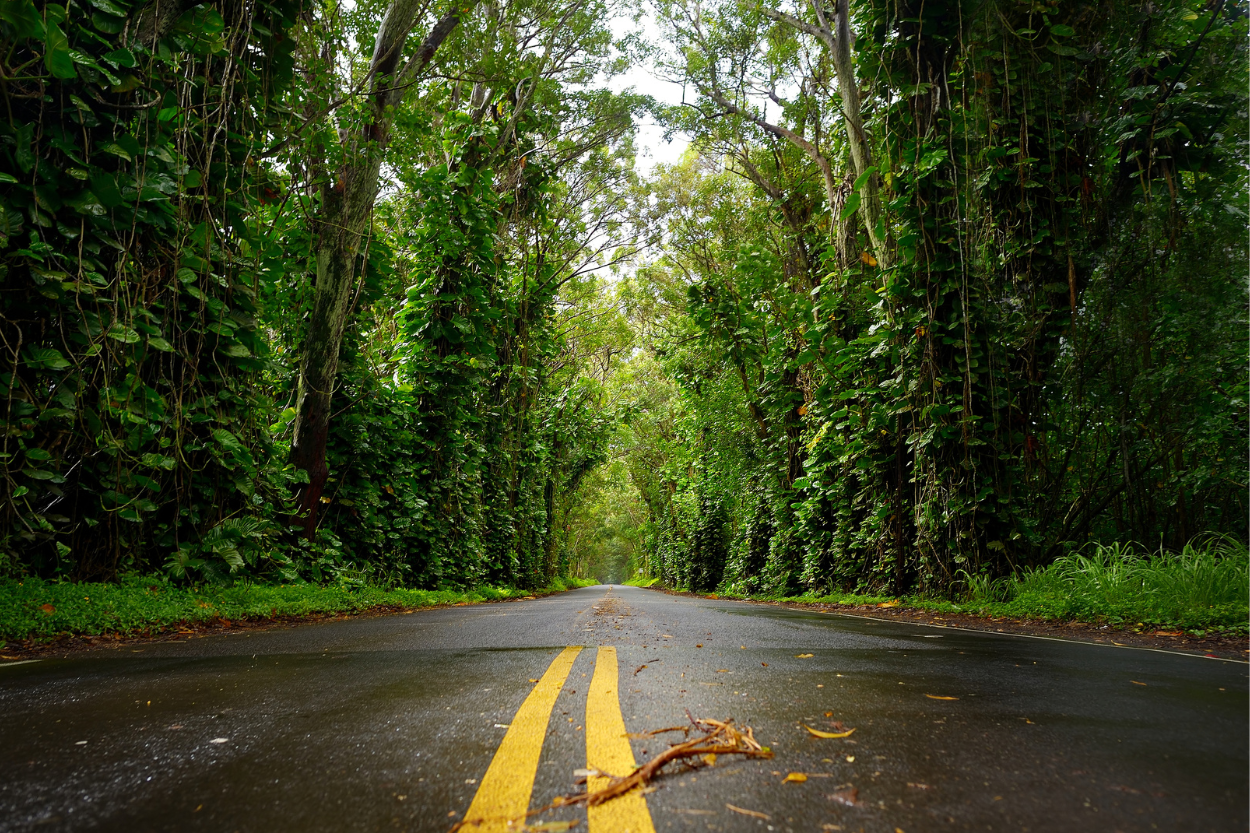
[558,717,772,808]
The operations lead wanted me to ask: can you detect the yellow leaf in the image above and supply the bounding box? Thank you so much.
[794,653,813,658]
[925,694,959,700]
[701,753,717,766]
[803,724,855,739]
[782,772,808,783]
[1130,680,1146,686]
[860,251,878,266]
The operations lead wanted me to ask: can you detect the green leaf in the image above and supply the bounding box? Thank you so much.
[107,323,141,343]
[851,166,878,192]
[0,0,45,38]
[1049,23,1075,37]
[147,337,175,352]
[840,192,862,221]
[25,346,71,370]
[86,0,127,14]
[212,428,244,454]
[44,19,76,79]
[140,452,177,470]
[99,143,132,162]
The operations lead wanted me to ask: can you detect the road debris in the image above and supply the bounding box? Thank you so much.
[559,715,773,808]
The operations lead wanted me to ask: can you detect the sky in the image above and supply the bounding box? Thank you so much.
[606,13,690,173]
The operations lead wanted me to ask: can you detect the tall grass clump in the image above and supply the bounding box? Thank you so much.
[982,537,1249,630]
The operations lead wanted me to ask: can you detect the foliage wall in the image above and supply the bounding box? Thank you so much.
[1,0,639,589]
[619,0,1247,594]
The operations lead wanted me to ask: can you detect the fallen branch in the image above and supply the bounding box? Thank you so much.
[558,717,773,808]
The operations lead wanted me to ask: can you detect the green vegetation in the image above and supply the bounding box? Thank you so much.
[0,575,597,645]
[710,538,1248,633]
[1,0,1244,633]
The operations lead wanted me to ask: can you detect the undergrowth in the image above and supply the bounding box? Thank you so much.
[0,574,593,645]
[668,538,1249,634]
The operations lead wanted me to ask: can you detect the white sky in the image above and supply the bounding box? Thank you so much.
[607,13,690,173]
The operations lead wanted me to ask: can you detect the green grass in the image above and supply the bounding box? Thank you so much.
[643,537,1248,635]
[622,574,660,587]
[0,574,592,646]
[769,538,1249,633]
[985,538,1249,631]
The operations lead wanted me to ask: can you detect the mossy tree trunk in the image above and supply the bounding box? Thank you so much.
[289,1,471,535]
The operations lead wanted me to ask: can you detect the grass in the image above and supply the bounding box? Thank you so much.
[986,538,1249,631]
[642,537,1250,634]
[0,574,595,646]
[622,575,660,587]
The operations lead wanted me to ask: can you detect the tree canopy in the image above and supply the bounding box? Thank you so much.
[1,0,1244,594]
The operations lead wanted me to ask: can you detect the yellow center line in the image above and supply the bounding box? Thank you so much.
[461,646,581,831]
[587,646,656,833]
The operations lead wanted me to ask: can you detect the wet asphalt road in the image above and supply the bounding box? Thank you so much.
[0,584,1246,833]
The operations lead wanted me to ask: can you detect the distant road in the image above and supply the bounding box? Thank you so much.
[1,585,1245,831]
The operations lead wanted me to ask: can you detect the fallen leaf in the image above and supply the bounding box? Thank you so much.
[828,786,860,806]
[876,600,898,608]
[529,679,539,683]
[209,738,228,744]
[1130,681,1146,686]
[761,662,768,667]
[662,634,673,638]
[39,604,55,615]
[716,669,729,673]
[701,753,717,766]
[804,725,855,739]
[925,695,959,701]
[783,772,808,783]
[822,826,843,831]
[824,711,833,717]
[696,643,703,648]
[726,804,770,820]
[906,782,931,789]
[795,653,814,658]
[74,740,87,746]
[845,755,855,762]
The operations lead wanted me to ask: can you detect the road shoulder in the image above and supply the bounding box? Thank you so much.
[643,585,1249,661]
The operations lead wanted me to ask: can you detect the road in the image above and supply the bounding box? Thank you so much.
[1,585,1246,832]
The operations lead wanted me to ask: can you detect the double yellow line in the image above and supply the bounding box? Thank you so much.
[461,646,655,833]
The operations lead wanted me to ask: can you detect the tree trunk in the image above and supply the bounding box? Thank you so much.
[289,0,471,534]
